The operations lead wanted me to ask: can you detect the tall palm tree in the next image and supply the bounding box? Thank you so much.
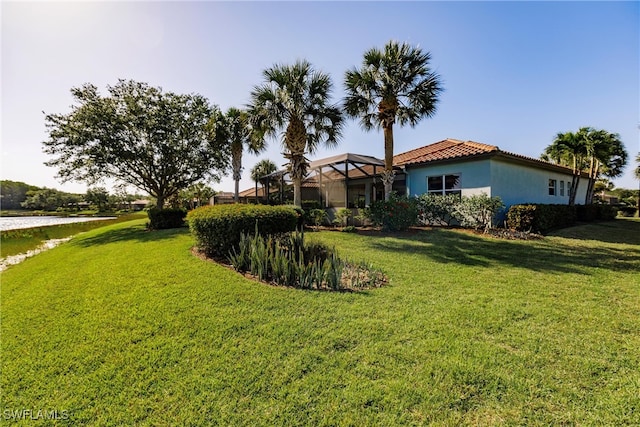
[248,60,343,207]
[250,159,278,203]
[543,127,627,205]
[344,40,443,200]
[583,129,626,204]
[542,128,589,206]
[221,107,265,202]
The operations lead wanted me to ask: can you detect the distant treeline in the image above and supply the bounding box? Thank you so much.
[0,180,146,212]
[0,180,215,212]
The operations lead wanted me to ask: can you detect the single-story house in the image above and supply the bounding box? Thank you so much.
[396,138,588,208]
[243,138,588,210]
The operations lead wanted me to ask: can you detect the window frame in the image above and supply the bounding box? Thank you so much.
[548,179,557,196]
[427,173,462,196]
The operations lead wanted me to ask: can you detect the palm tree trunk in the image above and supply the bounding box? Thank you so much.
[285,118,308,208]
[232,146,243,203]
[383,123,395,201]
[292,177,302,207]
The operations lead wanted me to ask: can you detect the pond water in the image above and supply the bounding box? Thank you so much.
[0,216,116,231]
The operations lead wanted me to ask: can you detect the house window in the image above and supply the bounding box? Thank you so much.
[559,180,565,196]
[428,174,461,196]
[548,179,557,196]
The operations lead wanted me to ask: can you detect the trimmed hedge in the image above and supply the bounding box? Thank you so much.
[187,204,300,258]
[506,203,618,233]
[576,204,618,221]
[147,208,187,230]
[506,204,575,233]
[617,206,638,217]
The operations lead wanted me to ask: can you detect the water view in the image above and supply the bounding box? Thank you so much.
[0,216,116,231]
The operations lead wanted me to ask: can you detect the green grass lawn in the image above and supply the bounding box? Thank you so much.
[1,218,638,425]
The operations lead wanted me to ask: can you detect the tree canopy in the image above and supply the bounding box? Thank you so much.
[542,127,627,205]
[43,79,229,208]
[248,60,343,207]
[344,40,443,200]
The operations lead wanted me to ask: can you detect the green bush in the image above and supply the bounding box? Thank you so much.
[187,204,299,258]
[506,204,576,233]
[147,208,187,230]
[368,193,418,231]
[301,200,321,210]
[454,194,505,231]
[416,194,461,226]
[308,209,329,230]
[575,204,598,222]
[617,206,638,217]
[596,204,618,220]
[576,204,618,221]
[333,208,352,227]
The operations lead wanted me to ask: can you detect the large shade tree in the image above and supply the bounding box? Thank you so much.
[344,40,443,200]
[220,107,265,202]
[43,79,229,209]
[250,159,278,203]
[542,127,627,205]
[248,60,343,207]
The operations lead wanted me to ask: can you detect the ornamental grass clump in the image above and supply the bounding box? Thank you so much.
[228,230,385,291]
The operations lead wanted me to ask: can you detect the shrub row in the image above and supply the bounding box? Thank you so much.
[617,206,638,217]
[187,204,300,257]
[416,193,505,231]
[506,204,618,233]
[575,204,618,221]
[147,208,187,230]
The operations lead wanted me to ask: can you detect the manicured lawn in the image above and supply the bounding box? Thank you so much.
[1,218,638,425]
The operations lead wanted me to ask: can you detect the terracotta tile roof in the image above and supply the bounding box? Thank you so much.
[393,138,499,166]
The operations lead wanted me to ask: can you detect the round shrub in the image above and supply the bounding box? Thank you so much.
[147,208,187,230]
[368,193,418,231]
[187,204,299,258]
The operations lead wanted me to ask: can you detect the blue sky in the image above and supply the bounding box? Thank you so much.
[2,1,638,195]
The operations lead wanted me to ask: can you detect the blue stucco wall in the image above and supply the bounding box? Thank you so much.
[404,157,588,209]
[405,159,492,197]
[489,159,587,208]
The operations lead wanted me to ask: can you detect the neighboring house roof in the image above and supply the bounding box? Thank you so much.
[394,138,586,176]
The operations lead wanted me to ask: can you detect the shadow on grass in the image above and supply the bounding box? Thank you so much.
[547,218,640,246]
[74,223,190,248]
[366,227,639,275]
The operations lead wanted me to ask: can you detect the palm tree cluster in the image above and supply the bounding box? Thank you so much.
[217,40,443,206]
[542,127,627,205]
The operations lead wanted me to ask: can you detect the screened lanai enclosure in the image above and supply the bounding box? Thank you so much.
[253,153,406,208]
